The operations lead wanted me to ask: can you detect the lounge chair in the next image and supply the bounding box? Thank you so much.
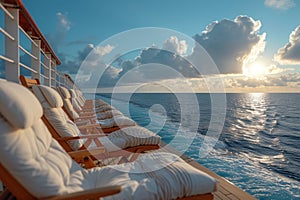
[32,84,161,166]
[0,80,216,199]
[57,86,136,132]
[20,76,135,132]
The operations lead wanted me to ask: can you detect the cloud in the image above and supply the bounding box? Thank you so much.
[56,12,71,31]
[59,16,297,92]
[61,16,268,89]
[275,26,300,65]
[46,12,71,53]
[60,43,114,73]
[162,36,188,55]
[72,36,199,88]
[115,36,199,81]
[65,36,99,47]
[264,0,295,10]
[243,63,294,76]
[77,44,114,67]
[280,73,300,83]
[136,47,198,78]
[68,44,118,88]
[193,15,266,74]
[266,64,294,74]
[225,73,300,88]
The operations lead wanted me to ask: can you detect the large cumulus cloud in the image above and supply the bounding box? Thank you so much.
[193,15,266,74]
[116,36,199,81]
[117,16,266,78]
[69,44,119,88]
[275,26,300,65]
[59,15,272,90]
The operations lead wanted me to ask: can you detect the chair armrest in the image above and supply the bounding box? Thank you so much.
[78,112,96,117]
[57,134,106,141]
[41,185,121,200]
[76,115,96,120]
[68,147,106,159]
[78,124,101,129]
[80,110,96,114]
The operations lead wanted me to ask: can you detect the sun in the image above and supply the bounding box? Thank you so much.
[243,63,268,77]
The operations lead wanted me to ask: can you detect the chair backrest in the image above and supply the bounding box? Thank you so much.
[67,88,84,113]
[19,76,82,122]
[69,88,85,107]
[32,85,84,151]
[74,88,86,106]
[57,86,80,121]
[20,75,40,88]
[19,76,80,151]
[0,81,86,199]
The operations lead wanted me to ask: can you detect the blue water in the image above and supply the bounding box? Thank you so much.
[95,93,300,199]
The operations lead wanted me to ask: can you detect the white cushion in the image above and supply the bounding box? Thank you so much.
[0,81,87,197]
[33,85,83,150]
[62,98,80,120]
[68,89,83,111]
[69,89,77,98]
[97,116,136,128]
[56,88,80,120]
[74,89,85,106]
[95,105,113,113]
[36,85,63,108]
[100,126,161,152]
[71,98,82,113]
[58,86,71,99]
[0,81,42,128]
[90,152,216,199]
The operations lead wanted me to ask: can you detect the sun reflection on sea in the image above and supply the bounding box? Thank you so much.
[226,93,286,165]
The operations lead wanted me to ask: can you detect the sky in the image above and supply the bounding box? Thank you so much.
[2,0,300,92]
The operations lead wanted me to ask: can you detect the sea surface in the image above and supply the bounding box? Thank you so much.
[95,93,300,200]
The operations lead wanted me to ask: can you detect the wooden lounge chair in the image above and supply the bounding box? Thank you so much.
[63,73,105,109]
[0,80,216,200]
[0,81,121,199]
[32,84,161,167]
[20,76,161,168]
[20,75,134,133]
[57,86,136,133]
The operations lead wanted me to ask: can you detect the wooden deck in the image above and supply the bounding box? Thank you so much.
[156,142,256,200]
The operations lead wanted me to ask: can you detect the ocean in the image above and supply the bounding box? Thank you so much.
[96,93,300,200]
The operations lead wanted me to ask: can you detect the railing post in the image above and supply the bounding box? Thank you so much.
[61,73,65,87]
[67,76,72,88]
[63,74,67,87]
[44,53,51,86]
[31,40,41,80]
[51,60,56,87]
[5,8,19,83]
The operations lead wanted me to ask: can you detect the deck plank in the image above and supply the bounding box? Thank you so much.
[218,185,231,195]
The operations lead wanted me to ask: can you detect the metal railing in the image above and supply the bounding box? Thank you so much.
[0,3,15,65]
[0,1,66,87]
